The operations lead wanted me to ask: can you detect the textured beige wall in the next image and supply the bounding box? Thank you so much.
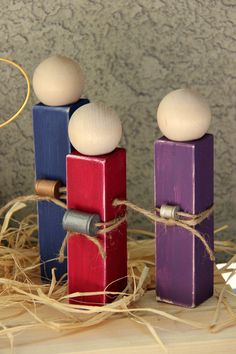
[0,0,235,241]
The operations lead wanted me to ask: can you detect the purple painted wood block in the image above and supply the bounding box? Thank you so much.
[154,134,214,307]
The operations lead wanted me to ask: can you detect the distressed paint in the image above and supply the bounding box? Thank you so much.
[67,148,127,305]
[32,99,89,281]
[155,134,214,307]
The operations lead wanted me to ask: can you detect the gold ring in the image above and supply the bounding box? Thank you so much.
[0,58,30,128]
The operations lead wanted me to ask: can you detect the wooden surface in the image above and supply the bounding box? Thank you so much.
[0,269,235,354]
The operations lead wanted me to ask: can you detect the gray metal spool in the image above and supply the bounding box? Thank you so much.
[160,204,180,220]
[63,209,101,236]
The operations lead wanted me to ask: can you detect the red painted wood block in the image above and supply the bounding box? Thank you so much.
[67,148,127,305]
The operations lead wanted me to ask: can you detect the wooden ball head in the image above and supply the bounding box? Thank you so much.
[157,88,211,141]
[33,55,85,106]
[68,102,122,156]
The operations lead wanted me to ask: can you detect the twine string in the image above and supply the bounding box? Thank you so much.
[96,215,127,234]
[113,199,215,261]
[58,231,107,263]
[0,195,126,261]
[169,206,214,227]
[0,195,234,344]
[0,195,67,218]
[0,194,214,262]
[58,216,127,262]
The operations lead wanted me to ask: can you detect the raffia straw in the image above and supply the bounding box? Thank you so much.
[210,254,236,328]
[0,195,67,218]
[0,194,235,351]
[0,202,26,237]
[214,225,229,234]
[214,240,236,255]
[128,229,155,238]
[113,199,215,261]
[129,313,167,352]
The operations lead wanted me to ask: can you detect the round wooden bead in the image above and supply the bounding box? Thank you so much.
[33,55,85,106]
[157,88,211,141]
[68,102,122,156]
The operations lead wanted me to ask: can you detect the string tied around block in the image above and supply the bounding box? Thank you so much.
[113,199,215,261]
[0,194,127,261]
[0,194,214,262]
[59,212,127,262]
[59,214,127,262]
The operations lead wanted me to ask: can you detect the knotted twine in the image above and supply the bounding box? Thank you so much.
[58,215,127,262]
[0,195,234,352]
[0,194,127,262]
[112,199,215,261]
[0,194,214,262]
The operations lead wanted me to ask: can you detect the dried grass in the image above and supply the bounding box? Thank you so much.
[0,197,235,352]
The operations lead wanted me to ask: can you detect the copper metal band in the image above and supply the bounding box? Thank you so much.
[35,179,62,199]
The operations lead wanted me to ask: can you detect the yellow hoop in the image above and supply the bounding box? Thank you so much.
[0,58,30,129]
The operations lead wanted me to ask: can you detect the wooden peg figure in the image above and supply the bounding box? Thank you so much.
[32,55,89,281]
[66,102,127,305]
[154,88,214,307]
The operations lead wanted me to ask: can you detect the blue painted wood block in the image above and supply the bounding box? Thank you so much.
[32,99,89,281]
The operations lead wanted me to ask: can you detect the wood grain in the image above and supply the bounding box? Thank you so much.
[0,268,235,354]
[67,148,127,305]
[155,134,214,307]
[32,99,89,280]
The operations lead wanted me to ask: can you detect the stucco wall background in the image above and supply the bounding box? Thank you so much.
[0,0,235,246]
